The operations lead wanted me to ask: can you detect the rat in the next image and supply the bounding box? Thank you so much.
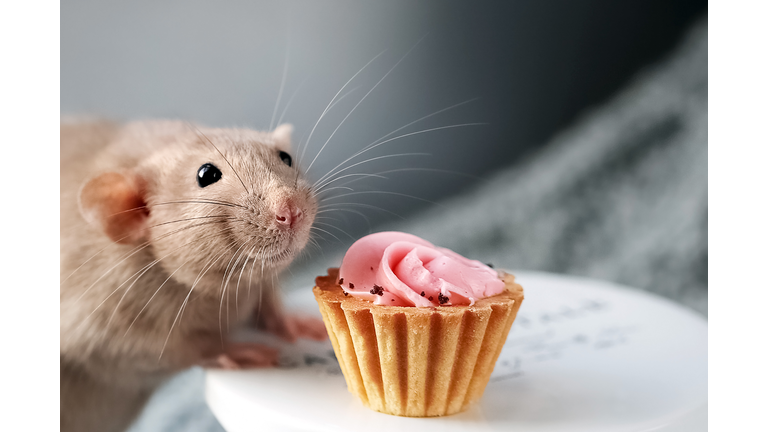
[60,119,328,432]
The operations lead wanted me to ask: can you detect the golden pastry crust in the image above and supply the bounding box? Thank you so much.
[313,268,524,417]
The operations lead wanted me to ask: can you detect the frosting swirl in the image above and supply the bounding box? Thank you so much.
[338,232,504,306]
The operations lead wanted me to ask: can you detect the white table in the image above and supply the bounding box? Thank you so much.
[206,271,707,432]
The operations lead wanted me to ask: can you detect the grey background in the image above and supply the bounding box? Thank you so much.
[62,0,706,239]
[61,2,707,430]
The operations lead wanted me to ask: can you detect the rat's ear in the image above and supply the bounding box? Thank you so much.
[271,123,293,150]
[78,172,149,245]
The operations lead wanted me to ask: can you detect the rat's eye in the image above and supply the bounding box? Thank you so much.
[278,151,292,167]
[197,163,222,188]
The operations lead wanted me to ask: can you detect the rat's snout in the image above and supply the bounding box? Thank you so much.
[274,199,303,229]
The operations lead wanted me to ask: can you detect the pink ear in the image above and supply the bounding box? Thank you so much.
[271,123,293,150]
[78,172,149,245]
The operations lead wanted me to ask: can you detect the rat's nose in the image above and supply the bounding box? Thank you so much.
[275,200,303,229]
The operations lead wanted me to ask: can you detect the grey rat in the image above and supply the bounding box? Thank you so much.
[60,119,327,432]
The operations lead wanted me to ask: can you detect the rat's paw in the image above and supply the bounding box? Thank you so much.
[262,314,328,343]
[283,315,328,342]
[203,343,279,369]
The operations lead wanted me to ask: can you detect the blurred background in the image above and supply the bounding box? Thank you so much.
[61,1,707,430]
[61,0,705,235]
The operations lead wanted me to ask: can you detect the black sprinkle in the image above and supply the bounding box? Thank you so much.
[338,278,344,285]
[486,263,494,268]
[349,283,354,289]
[343,292,349,296]
[370,266,374,271]
[438,293,449,304]
[370,285,384,296]
[420,291,425,297]
[428,296,434,301]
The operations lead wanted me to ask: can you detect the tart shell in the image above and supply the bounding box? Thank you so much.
[313,268,524,417]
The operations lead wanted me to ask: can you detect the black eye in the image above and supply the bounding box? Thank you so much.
[197,163,222,188]
[279,151,292,167]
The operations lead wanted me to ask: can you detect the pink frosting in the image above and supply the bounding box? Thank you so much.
[337,232,504,306]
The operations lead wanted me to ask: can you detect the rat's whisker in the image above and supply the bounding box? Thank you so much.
[155,214,234,224]
[295,84,364,163]
[313,215,343,221]
[191,239,237,301]
[113,199,249,215]
[82,229,225,335]
[167,242,234,348]
[312,174,386,197]
[118,229,228,332]
[98,201,238,220]
[304,232,328,260]
[313,123,485,188]
[362,167,482,181]
[235,243,258,314]
[312,152,430,191]
[107,259,167,329]
[316,207,372,231]
[74,219,235,304]
[312,97,479,187]
[290,83,358,188]
[294,84,363,167]
[269,34,290,132]
[62,214,234,286]
[321,190,445,208]
[306,234,322,253]
[298,51,386,168]
[310,186,355,199]
[220,240,251,336]
[228,240,256,324]
[305,39,425,175]
[328,167,485,194]
[246,245,266,303]
[123,256,192,338]
[276,76,308,129]
[154,199,248,210]
[367,97,480,148]
[313,221,356,241]
[254,256,266,330]
[326,86,362,112]
[161,245,233,361]
[309,225,344,244]
[316,202,407,220]
[62,242,120,287]
[313,173,387,193]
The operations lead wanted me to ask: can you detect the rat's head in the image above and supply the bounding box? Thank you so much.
[78,122,318,286]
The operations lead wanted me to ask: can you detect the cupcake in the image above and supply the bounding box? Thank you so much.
[312,232,524,417]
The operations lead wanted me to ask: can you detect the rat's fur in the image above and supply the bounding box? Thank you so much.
[60,120,323,432]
